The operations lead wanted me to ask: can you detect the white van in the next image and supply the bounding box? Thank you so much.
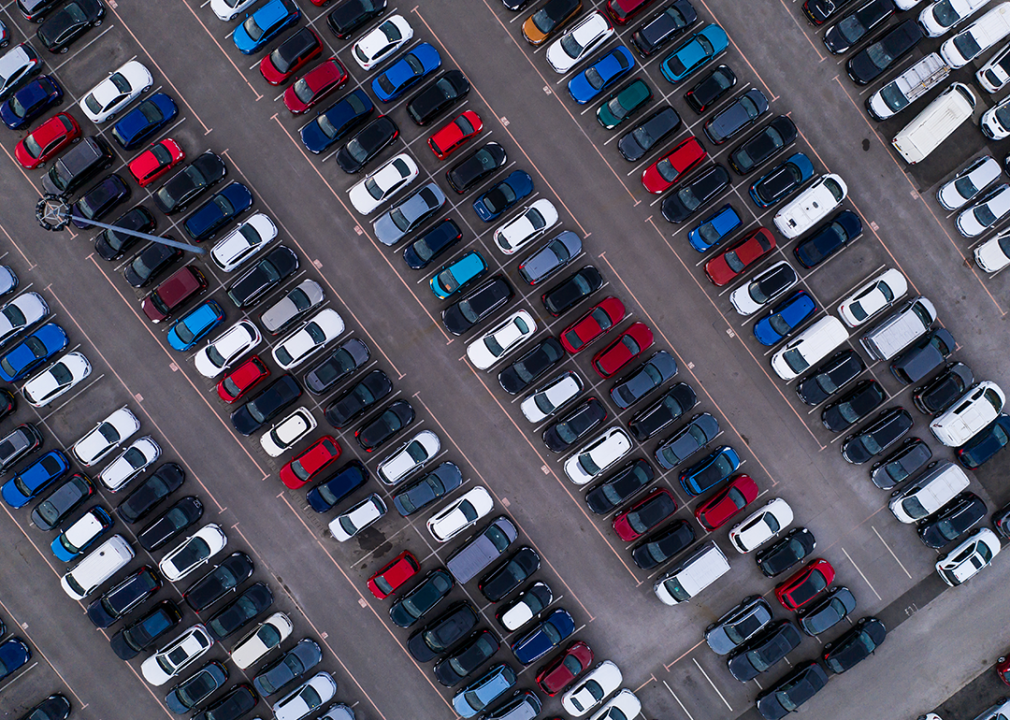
[654,542,730,605]
[60,534,134,600]
[940,2,1010,67]
[770,316,850,380]
[889,461,970,523]
[978,41,1010,91]
[892,83,976,164]
[919,0,994,37]
[772,175,847,239]
[867,53,951,120]
[860,296,936,361]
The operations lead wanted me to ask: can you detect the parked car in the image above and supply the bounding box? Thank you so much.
[846,19,924,84]
[823,0,895,54]
[661,165,730,223]
[641,136,707,194]
[841,407,914,463]
[754,661,829,719]
[705,595,773,655]
[870,437,932,489]
[729,116,797,175]
[427,486,494,542]
[611,350,678,409]
[936,528,1002,585]
[796,586,856,636]
[617,106,681,162]
[937,154,1002,211]
[822,380,886,433]
[704,228,776,286]
[660,24,728,83]
[704,89,768,145]
[631,0,697,56]
[775,559,834,610]
[726,619,802,681]
[957,414,1010,468]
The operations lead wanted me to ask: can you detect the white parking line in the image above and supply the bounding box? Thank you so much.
[841,546,882,600]
[692,658,732,711]
[872,525,912,579]
[663,680,696,720]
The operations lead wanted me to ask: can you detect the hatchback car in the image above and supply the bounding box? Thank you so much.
[371,42,441,102]
[931,381,1006,447]
[367,550,419,599]
[442,276,514,336]
[749,153,814,208]
[545,11,613,73]
[183,551,254,612]
[561,661,622,717]
[259,279,324,336]
[206,583,273,641]
[705,595,773,656]
[564,427,632,485]
[230,374,302,436]
[217,355,270,404]
[427,486,494,542]
[261,407,317,458]
[631,0,697,56]
[110,94,178,150]
[233,0,300,54]
[31,472,93,532]
[542,266,603,317]
[704,228,776,286]
[841,407,914,463]
[695,474,758,530]
[407,601,478,662]
[166,300,225,352]
[434,631,501,686]
[592,323,654,377]
[351,14,412,69]
[154,152,227,215]
[355,400,415,452]
[630,520,696,569]
[729,116,797,175]
[755,661,828,720]
[260,27,322,85]
[752,291,816,346]
[613,488,677,541]
[661,24,728,83]
[138,496,205,552]
[585,459,655,515]
[560,297,626,354]
[775,559,834,610]
[617,105,681,161]
[166,662,229,713]
[194,320,261,380]
[512,609,575,665]
[838,268,907,328]
[688,204,741,252]
[937,154,1002,211]
[796,585,856,636]
[936,527,1002,586]
[407,70,470,126]
[142,266,207,324]
[209,213,278,273]
[610,349,678,409]
[452,663,517,718]
[324,370,392,429]
[662,165,731,223]
[870,437,932,489]
[474,170,533,222]
[227,245,299,308]
[446,142,508,193]
[272,673,336,720]
[306,461,368,513]
[299,89,374,154]
[466,310,536,370]
[704,88,768,145]
[567,46,635,105]
[641,136,707,194]
[679,445,739,496]
[522,0,581,45]
[348,153,419,216]
[15,112,80,169]
[252,639,322,697]
[685,64,736,113]
[117,462,185,524]
[160,524,228,582]
[918,492,986,548]
[284,58,347,115]
[392,461,462,517]
[0,74,60,130]
[2,450,69,509]
[480,546,541,601]
[22,352,91,408]
[519,231,582,285]
[823,617,886,674]
[36,0,104,54]
[374,182,446,245]
[822,379,886,433]
[727,619,802,681]
[494,200,559,255]
[499,338,564,395]
[597,79,652,130]
[823,0,894,53]
[427,110,482,160]
[655,413,721,470]
[49,507,111,563]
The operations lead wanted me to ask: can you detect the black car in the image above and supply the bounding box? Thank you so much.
[703,89,768,145]
[822,617,886,673]
[661,165,730,223]
[110,600,182,660]
[617,106,681,162]
[917,492,985,548]
[628,383,697,441]
[446,142,507,193]
[166,661,230,714]
[0,424,42,473]
[727,620,802,681]
[31,472,93,531]
[823,0,894,54]
[796,349,865,406]
[755,661,829,720]
[751,156,811,208]
[407,601,478,662]
[17,0,61,20]
[913,362,973,415]
[304,338,370,395]
[326,0,387,39]
[154,152,227,215]
[253,639,322,697]
[116,462,185,524]
[137,496,204,552]
[685,65,736,113]
[207,583,273,641]
[958,415,1010,469]
[543,398,608,452]
[841,407,913,464]
[434,630,499,687]
[390,569,454,628]
[756,527,816,577]
[655,413,721,469]
[479,547,540,602]
[821,379,885,433]
[15,695,70,720]
[846,19,923,85]
[870,437,932,490]
[355,400,414,452]
[803,0,857,23]
[324,369,392,429]
[797,586,856,636]
[890,329,955,385]
[36,0,104,53]
[336,115,399,173]
[191,685,257,720]
[631,520,696,569]
[586,459,655,514]
[443,275,514,336]
[226,245,299,308]
[231,375,302,436]
[499,338,564,395]
[392,462,463,517]
[306,460,368,513]
[72,174,131,229]
[611,350,678,409]
[94,206,157,261]
[86,566,161,628]
[794,210,863,268]
[124,243,183,288]
[407,70,470,126]
[631,0,697,56]
[541,266,603,317]
[404,219,463,269]
[728,116,797,175]
[183,552,254,612]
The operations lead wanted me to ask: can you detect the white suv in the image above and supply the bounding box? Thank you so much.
[351,15,413,70]
[141,624,214,686]
[936,528,1001,585]
[562,661,622,717]
[978,40,1010,91]
[920,0,994,37]
[261,407,317,457]
[378,430,440,485]
[99,436,161,492]
[348,154,419,216]
[427,486,494,542]
[930,381,1005,446]
[72,407,140,466]
[273,309,345,370]
[209,213,278,272]
[194,320,261,379]
[837,268,908,327]
[728,499,793,553]
[546,12,614,74]
[564,428,631,485]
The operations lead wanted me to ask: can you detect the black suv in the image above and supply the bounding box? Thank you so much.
[86,566,161,628]
[42,137,114,197]
[227,246,299,308]
[446,142,507,193]
[407,70,470,126]
[154,152,227,215]
[442,275,513,336]
[231,374,302,436]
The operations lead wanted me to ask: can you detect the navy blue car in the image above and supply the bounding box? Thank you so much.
[510,608,574,665]
[300,89,373,154]
[0,74,61,129]
[0,638,30,682]
[306,460,368,513]
[110,93,178,149]
[793,210,862,269]
[183,182,253,242]
[473,170,533,222]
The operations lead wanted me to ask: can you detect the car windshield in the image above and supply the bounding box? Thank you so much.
[317,114,340,139]
[292,78,316,104]
[902,496,926,517]
[837,15,867,44]
[656,158,680,183]
[748,280,770,304]
[174,538,211,569]
[866,42,893,70]
[975,204,999,227]
[678,186,700,211]
[339,515,358,536]
[585,67,605,90]
[390,208,411,232]
[242,15,265,42]
[560,33,584,59]
[532,8,555,33]
[300,687,322,709]
[954,175,981,199]
[178,672,216,705]
[123,447,148,469]
[174,320,196,346]
[768,314,792,336]
[953,33,980,60]
[878,83,909,112]
[579,450,602,476]
[631,124,654,150]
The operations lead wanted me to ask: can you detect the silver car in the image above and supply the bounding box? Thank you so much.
[518,231,582,285]
[705,595,773,655]
[258,279,324,336]
[0,291,48,346]
[373,183,446,246]
[0,43,39,100]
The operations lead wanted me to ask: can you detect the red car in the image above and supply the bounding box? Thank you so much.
[129,139,185,188]
[428,110,483,160]
[606,0,655,24]
[260,28,323,85]
[694,475,758,530]
[217,356,270,404]
[536,641,594,695]
[561,297,626,354]
[591,322,654,378]
[284,58,348,115]
[141,266,207,323]
[641,136,706,194]
[775,559,834,611]
[14,112,80,169]
[367,551,420,599]
[997,655,1010,685]
[703,228,776,287]
[279,435,342,490]
[612,488,677,541]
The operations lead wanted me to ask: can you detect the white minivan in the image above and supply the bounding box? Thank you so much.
[654,542,730,605]
[770,316,850,380]
[60,534,134,600]
[891,83,976,164]
[889,461,970,523]
[772,175,848,239]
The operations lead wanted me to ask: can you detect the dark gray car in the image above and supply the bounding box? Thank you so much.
[253,638,322,696]
[726,620,802,681]
[518,231,582,285]
[610,351,678,409]
[890,329,955,384]
[655,413,720,470]
[374,183,446,246]
[705,595,773,655]
[304,338,370,395]
[703,88,768,145]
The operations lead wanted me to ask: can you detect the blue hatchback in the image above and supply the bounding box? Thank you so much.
[568,46,635,105]
[168,300,225,351]
[233,0,300,54]
[688,204,741,252]
[452,663,517,718]
[753,291,817,346]
[430,251,487,299]
[1,450,70,509]
[680,445,740,496]
[473,170,533,222]
[0,323,68,382]
[51,507,113,561]
[0,638,30,682]
[110,93,178,150]
[183,182,253,242]
[371,43,441,102]
[0,75,61,130]
[306,461,368,513]
[511,608,574,665]
[300,89,374,154]
[661,24,728,84]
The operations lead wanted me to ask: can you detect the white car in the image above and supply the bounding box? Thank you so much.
[498,582,553,631]
[194,320,261,379]
[273,309,345,370]
[520,371,584,423]
[564,428,632,485]
[930,381,1006,446]
[955,184,1010,237]
[974,228,1010,272]
[141,625,214,686]
[72,407,140,466]
[426,486,494,542]
[99,436,162,492]
[378,430,441,485]
[936,155,1001,210]
[940,2,1010,67]
[982,94,1010,139]
[729,261,798,316]
[466,311,537,370]
[728,498,794,554]
[348,154,419,216]
[0,291,48,346]
[589,689,641,720]
[920,0,993,36]
[895,0,928,8]
[79,61,153,123]
[210,0,258,21]
[273,673,338,720]
[230,612,293,670]
[978,41,1010,91]
[352,15,413,70]
[23,352,92,407]
[159,524,228,582]
[53,508,110,561]
[329,493,386,542]
[936,527,1002,586]
[261,407,317,457]
[210,213,278,272]
[493,200,559,255]
[562,661,623,717]
[837,268,908,327]
[545,12,614,74]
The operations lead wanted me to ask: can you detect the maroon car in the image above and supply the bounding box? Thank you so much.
[142,266,208,322]
[536,641,594,695]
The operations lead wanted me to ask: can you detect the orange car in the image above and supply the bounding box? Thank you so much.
[522,0,582,45]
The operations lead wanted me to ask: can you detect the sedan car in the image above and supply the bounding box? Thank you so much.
[617,105,681,162]
[227,245,299,309]
[824,0,894,53]
[821,379,886,433]
[371,43,441,102]
[427,486,494,542]
[233,0,300,54]
[755,661,828,720]
[679,445,739,496]
[154,152,227,215]
[631,0,696,56]
[253,638,322,697]
[542,266,603,317]
[137,496,204,552]
[299,89,373,155]
[36,0,105,54]
[655,413,721,470]
[407,70,470,126]
[14,112,80,169]
[838,268,907,328]
[351,14,412,70]
[166,662,230,713]
[704,228,776,286]
[117,462,185,524]
[159,524,228,582]
[496,581,553,632]
[183,551,254,611]
[79,60,152,124]
[752,291,816,347]
[870,437,932,489]
[612,488,677,541]
[230,374,302,436]
[31,473,93,531]
[822,617,886,674]
[259,27,322,85]
[975,229,1010,273]
[794,210,862,268]
[544,398,608,453]
[348,153,419,216]
[2,450,69,509]
[841,407,914,464]
[545,11,613,73]
[958,414,1010,469]
[0,638,31,683]
[97,435,161,492]
[0,291,49,348]
[110,93,178,150]
[17,695,71,720]
[630,520,696,569]
[562,661,622,717]
[536,640,593,695]
[704,88,768,145]
[749,153,814,208]
[377,429,440,486]
[446,142,507,193]
[564,427,632,485]
[474,170,533,222]
[334,116,400,174]
[494,200,559,255]
[0,75,61,130]
[591,323,654,378]
[70,174,131,229]
[466,310,536,370]
[22,352,91,408]
[392,461,462,518]
[727,619,802,681]
[284,59,347,115]
[272,673,336,720]
[660,24,728,83]
[846,20,924,85]
[434,630,500,687]
[272,309,345,371]
[442,276,513,336]
[479,546,541,601]
[695,474,759,530]
[935,527,1002,586]
[355,400,415,452]
[937,154,1002,211]
[567,46,635,105]
[705,595,773,656]
[775,558,834,610]
[194,320,261,379]
[917,491,986,548]
[661,164,730,223]
[374,182,446,245]
[182,182,253,243]
[306,461,368,514]
[641,135,707,194]
[511,608,574,665]
[324,369,392,429]
[610,349,678,409]
[110,600,183,660]
[407,601,478,662]
[796,585,856,636]
[304,338,370,396]
[389,568,455,629]
[206,583,273,640]
[499,338,564,395]
[0,324,67,384]
[325,0,387,36]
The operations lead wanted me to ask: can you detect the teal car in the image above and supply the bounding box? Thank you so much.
[660,24,728,84]
[430,252,487,300]
[167,300,225,351]
[597,79,652,130]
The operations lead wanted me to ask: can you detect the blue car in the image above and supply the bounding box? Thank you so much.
[452,663,518,718]
[0,323,68,382]
[473,170,533,222]
[0,75,61,130]
[233,0,300,54]
[167,300,225,351]
[679,445,740,496]
[371,43,441,102]
[51,507,113,561]
[110,93,178,150]
[793,210,863,269]
[183,182,254,242]
[300,89,374,154]
[430,251,487,299]
[510,608,574,665]
[958,415,1010,469]
[1,450,70,509]
[753,291,816,346]
[748,153,815,209]
[568,46,635,105]
[688,204,741,252]
[0,638,30,682]
[661,24,728,84]
[306,461,368,513]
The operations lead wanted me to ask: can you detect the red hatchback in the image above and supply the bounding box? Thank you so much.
[279,436,341,489]
[129,139,185,187]
[591,322,654,378]
[141,266,207,323]
[694,475,758,530]
[428,110,483,160]
[536,641,594,695]
[704,228,776,287]
[641,136,706,194]
[612,488,677,541]
[217,356,270,404]
[284,58,348,114]
[561,297,626,354]
[775,559,834,611]
[997,655,1010,685]
[260,28,323,85]
[606,0,655,24]
[15,112,80,169]
[367,551,420,599]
